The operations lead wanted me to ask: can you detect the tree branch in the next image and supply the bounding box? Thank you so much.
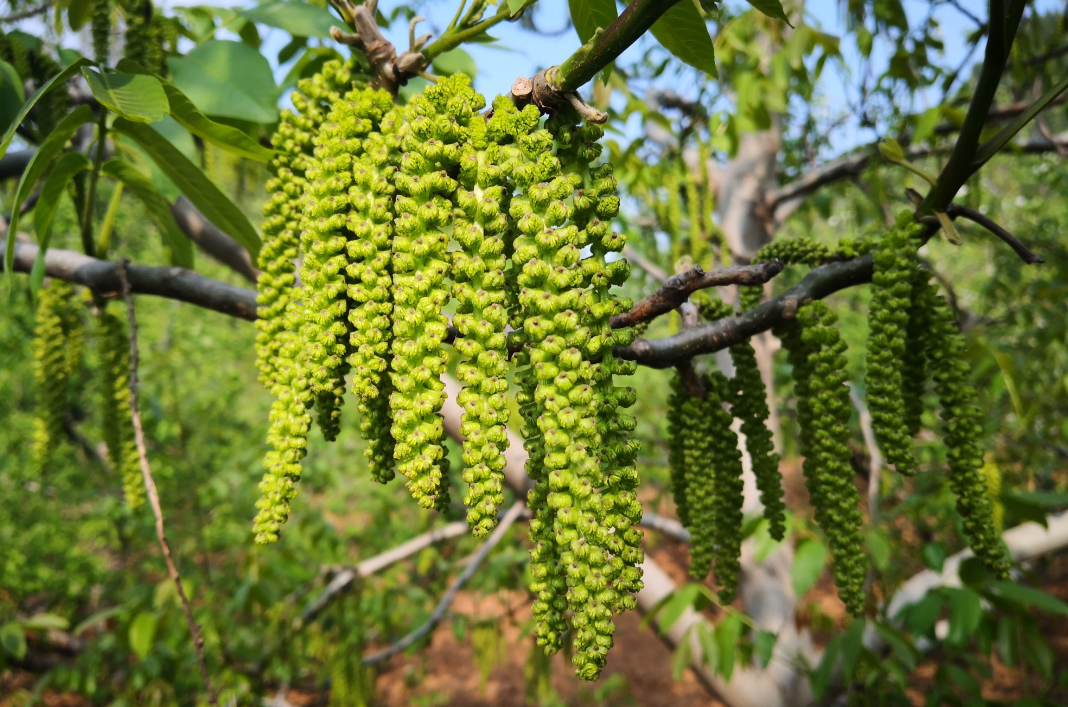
[617,254,877,368]
[360,502,526,666]
[302,521,470,623]
[4,240,259,320]
[170,197,259,283]
[116,261,220,707]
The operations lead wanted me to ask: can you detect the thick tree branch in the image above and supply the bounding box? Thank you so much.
[617,254,876,368]
[4,240,259,320]
[611,261,783,329]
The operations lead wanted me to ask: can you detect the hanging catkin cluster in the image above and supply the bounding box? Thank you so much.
[668,369,745,601]
[252,74,643,678]
[30,282,81,475]
[776,301,867,614]
[98,309,143,508]
[865,216,924,475]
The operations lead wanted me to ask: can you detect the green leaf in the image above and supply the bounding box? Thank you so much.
[21,613,70,632]
[236,1,346,38]
[81,69,169,123]
[874,622,919,670]
[506,0,529,16]
[112,117,260,255]
[839,619,865,681]
[67,0,93,30]
[923,542,947,572]
[990,582,1068,617]
[115,60,273,162]
[4,104,95,280]
[973,71,1068,171]
[695,623,717,668]
[946,588,983,646]
[866,528,892,571]
[128,612,158,660]
[743,0,792,25]
[0,623,27,660]
[911,105,942,144]
[754,630,776,668]
[791,538,827,597]
[168,40,279,125]
[810,635,840,699]
[899,592,943,636]
[0,57,92,162]
[568,0,617,44]
[31,152,91,294]
[73,606,124,636]
[671,627,693,681]
[100,159,194,268]
[714,613,742,680]
[651,1,717,77]
[996,615,1017,667]
[657,583,707,633]
[0,59,25,132]
[431,48,477,79]
[1001,493,1051,528]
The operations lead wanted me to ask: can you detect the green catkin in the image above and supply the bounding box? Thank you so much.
[776,302,866,614]
[255,62,354,391]
[91,0,111,65]
[666,376,690,527]
[706,372,745,601]
[298,88,392,442]
[512,115,603,674]
[348,103,403,483]
[30,282,79,476]
[684,164,703,265]
[390,74,481,509]
[452,97,534,535]
[253,62,354,544]
[98,310,143,508]
[123,0,152,68]
[901,264,931,436]
[865,218,923,475]
[26,49,70,138]
[918,282,1010,578]
[0,31,31,82]
[678,382,715,580]
[557,111,644,617]
[738,237,835,311]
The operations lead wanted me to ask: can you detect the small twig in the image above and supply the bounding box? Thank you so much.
[0,2,51,22]
[361,502,525,666]
[622,245,668,283]
[116,260,220,707]
[610,261,783,329]
[639,512,691,542]
[302,521,470,623]
[948,204,1045,264]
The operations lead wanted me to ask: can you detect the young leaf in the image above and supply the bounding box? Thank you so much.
[168,40,279,125]
[754,630,776,668]
[810,635,842,699]
[714,613,742,680]
[0,59,25,132]
[568,0,617,44]
[32,152,91,292]
[990,581,1068,617]
[236,1,346,38]
[650,1,717,77]
[0,57,92,161]
[671,627,693,681]
[839,619,865,682]
[791,538,827,597]
[946,588,982,646]
[657,583,705,633]
[431,48,477,79]
[81,69,169,123]
[4,105,94,278]
[112,118,261,255]
[20,613,70,632]
[0,623,27,660]
[743,0,792,26]
[100,158,194,268]
[695,623,717,668]
[128,612,158,660]
[972,72,1068,171]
